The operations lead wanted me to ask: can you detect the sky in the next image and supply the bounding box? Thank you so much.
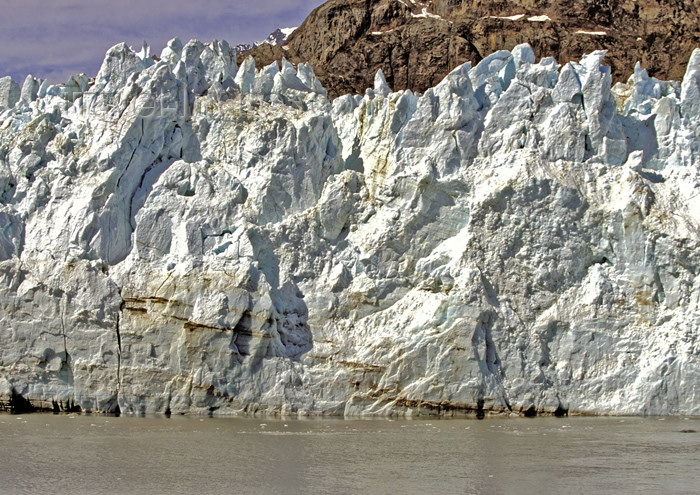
[0,0,324,84]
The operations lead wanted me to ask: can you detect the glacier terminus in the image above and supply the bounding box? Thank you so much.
[0,38,698,416]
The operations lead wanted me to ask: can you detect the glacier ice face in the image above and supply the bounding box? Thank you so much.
[0,40,698,416]
[0,77,21,112]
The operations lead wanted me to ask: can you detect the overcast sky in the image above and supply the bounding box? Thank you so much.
[0,0,323,84]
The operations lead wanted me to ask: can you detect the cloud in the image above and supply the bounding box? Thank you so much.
[0,0,324,83]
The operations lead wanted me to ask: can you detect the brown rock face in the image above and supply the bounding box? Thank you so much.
[243,0,700,98]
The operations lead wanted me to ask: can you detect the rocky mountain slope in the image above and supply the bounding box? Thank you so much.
[244,0,700,98]
[0,37,698,416]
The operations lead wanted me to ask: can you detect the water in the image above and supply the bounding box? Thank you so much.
[1,414,698,495]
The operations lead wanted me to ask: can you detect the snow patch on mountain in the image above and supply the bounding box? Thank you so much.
[411,7,443,19]
[575,30,608,36]
[235,27,298,54]
[488,14,525,21]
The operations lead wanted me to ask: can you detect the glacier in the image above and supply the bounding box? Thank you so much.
[0,39,698,416]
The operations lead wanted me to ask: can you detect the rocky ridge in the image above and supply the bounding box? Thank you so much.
[244,0,700,98]
[0,37,698,416]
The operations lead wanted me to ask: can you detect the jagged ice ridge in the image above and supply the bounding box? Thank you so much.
[0,37,699,416]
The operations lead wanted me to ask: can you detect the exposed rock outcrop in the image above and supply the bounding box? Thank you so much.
[244,0,700,97]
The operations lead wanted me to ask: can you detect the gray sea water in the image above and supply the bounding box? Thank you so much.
[1,414,698,495]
